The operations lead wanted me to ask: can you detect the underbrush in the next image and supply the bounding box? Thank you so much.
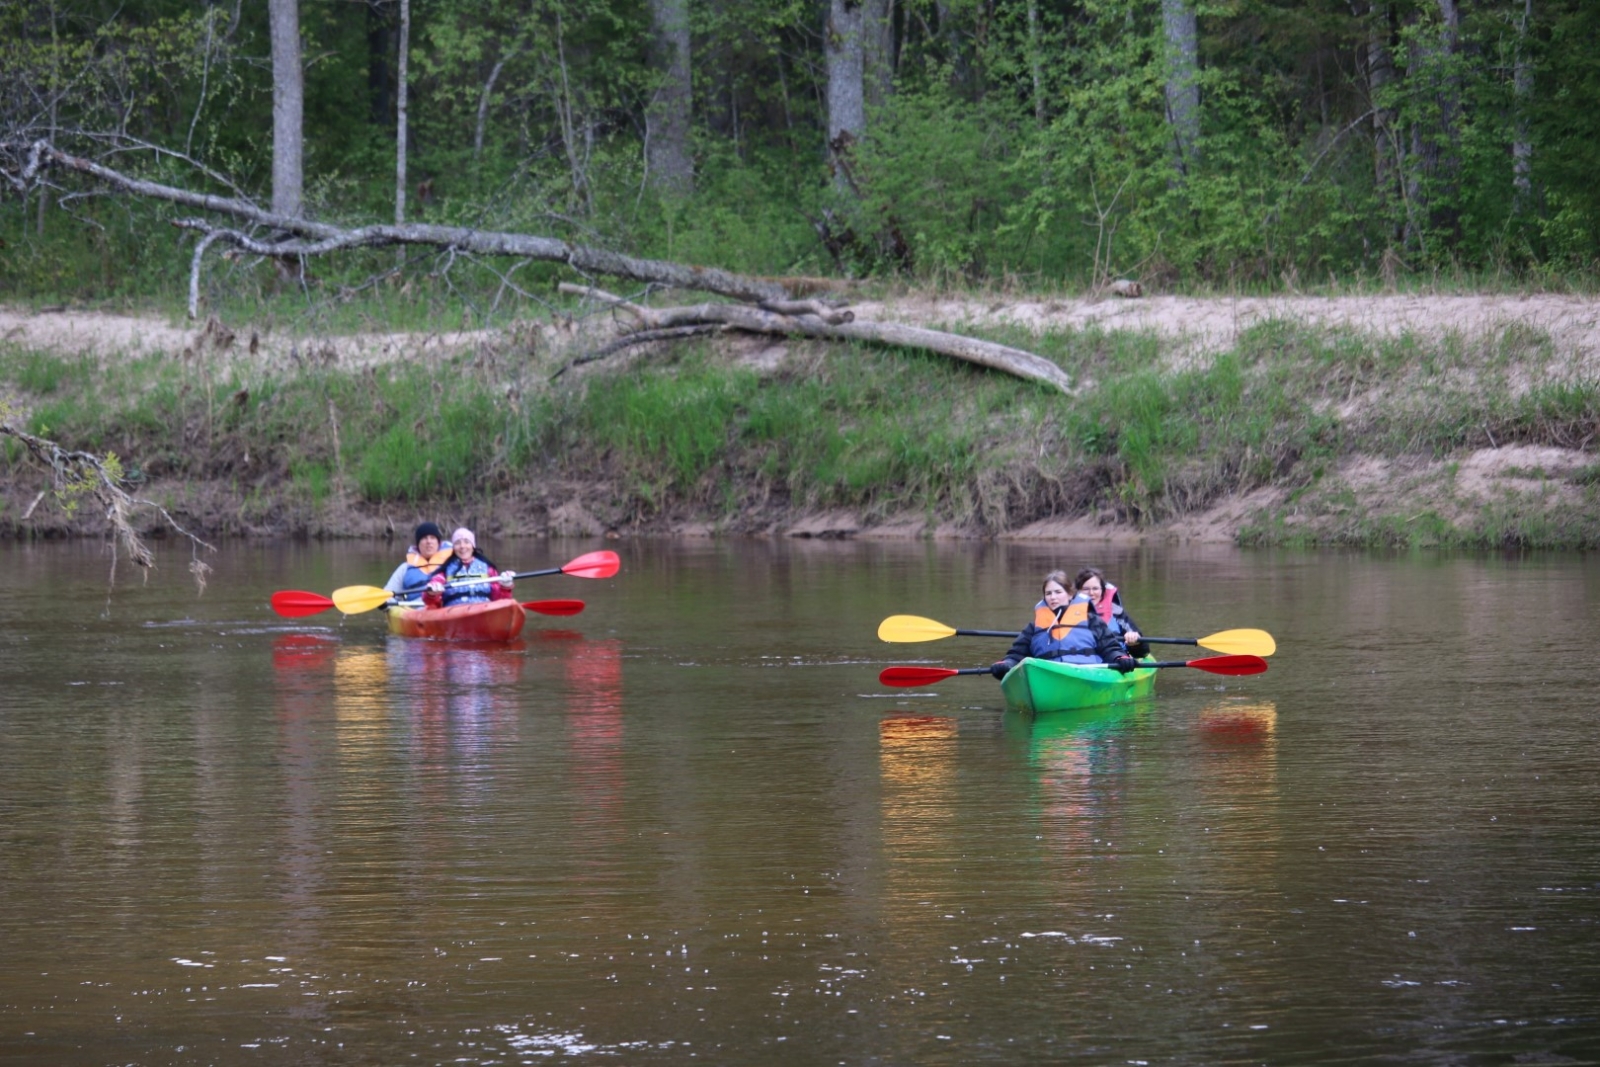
[3,313,1600,546]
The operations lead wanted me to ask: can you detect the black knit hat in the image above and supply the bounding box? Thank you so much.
[414,521,444,544]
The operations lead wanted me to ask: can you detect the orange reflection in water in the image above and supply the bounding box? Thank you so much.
[880,715,960,898]
[1192,699,1280,893]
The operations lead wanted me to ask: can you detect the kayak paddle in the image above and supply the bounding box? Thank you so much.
[877,614,1017,641]
[878,654,1269,688]
[272,591,588,619]
[273,550,621,617]
[270,590,341,618]
[1143,629,1275,657]
[877,613,1275,657]
[520,598,586,616]
[330,550,620,614]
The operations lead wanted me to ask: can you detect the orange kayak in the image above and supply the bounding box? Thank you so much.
[385,599,527,642]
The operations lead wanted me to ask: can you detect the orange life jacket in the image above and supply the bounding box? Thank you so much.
[406,547,452,575]
[1034,601,1089,639]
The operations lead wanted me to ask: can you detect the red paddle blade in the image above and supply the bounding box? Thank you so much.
[560,550,620,579]
[1186,655,1269,675]
[271,590,335,617]
[522,598,586,616]
[879,666,960,687]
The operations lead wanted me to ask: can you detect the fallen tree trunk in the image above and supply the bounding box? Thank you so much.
[556,284,1075,392]
[2,138,1074,393]
[3,140,827,303]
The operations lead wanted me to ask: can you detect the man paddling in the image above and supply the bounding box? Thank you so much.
[383,521,451,607]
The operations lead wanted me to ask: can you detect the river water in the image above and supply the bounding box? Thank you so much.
[1,537,1597,1064]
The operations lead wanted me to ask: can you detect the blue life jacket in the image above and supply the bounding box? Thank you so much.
[439,556,495,605]
[1027,595,1102,663]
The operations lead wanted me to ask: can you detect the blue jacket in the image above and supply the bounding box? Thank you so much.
[432,556,502,606]
[998,595,1131,671]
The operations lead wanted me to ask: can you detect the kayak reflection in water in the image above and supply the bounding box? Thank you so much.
[383,521,451,607]
[1074,566,1150,660]
[990,569,1137,680]
[424,527,515,607]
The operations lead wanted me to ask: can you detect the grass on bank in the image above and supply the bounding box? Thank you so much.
[3,308,1600,548]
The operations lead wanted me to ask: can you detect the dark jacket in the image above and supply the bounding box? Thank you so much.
[1105,600,1150,659]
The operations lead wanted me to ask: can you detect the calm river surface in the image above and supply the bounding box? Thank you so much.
[2,537,1598,1065]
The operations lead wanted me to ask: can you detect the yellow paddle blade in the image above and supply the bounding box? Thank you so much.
[331,585,396,615]
[877,615,959,642]
[1198,628,1276,657]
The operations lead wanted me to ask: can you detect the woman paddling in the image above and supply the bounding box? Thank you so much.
[383,521,452,606]
[1074,566,1150,660]
[423,527,515,608]
[990,570,1136,679]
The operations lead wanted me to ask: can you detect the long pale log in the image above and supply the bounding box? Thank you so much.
[4,140,831,304]
[560,284,1074,393]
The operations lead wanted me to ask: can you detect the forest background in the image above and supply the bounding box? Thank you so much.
[3,0,1600,549]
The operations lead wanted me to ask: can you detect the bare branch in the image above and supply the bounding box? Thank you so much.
[1,419,218,588]
[550,324,724,380]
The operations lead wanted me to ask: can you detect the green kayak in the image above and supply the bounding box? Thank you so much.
[999,656,1157,714]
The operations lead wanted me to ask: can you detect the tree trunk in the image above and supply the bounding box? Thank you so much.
[367,1,392,128]
[826,0,866,191]
[475,54,511,162]
[1161,0,1201,178]
[645,0,694,196]
[395,0,410,225]
[1512,0,1533,212]
[863,0,894,113]
[1027,0,1045,125]
[38,0,60,236]
[1404,0,1462,244]
[268,0,303,218]
[1366,2,1398,197]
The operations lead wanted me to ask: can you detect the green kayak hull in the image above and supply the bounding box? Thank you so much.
[999,657,1157,714]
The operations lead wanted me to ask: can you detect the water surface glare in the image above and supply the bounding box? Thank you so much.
[2,538,1598,1064]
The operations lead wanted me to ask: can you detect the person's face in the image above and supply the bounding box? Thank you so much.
[418,534,440,555]
[1078,575,1105,601]
[453,537,475,560]
[1042,580,1071,608]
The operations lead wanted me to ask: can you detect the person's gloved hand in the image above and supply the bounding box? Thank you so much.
[990,661,1010,680]
[497,573,514,589]
[1112,656,1137,674]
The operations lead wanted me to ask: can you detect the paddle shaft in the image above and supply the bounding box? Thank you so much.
[880,654,1266,687]
[391,566,560,597]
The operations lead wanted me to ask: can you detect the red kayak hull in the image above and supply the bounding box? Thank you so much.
[385,599,527,642]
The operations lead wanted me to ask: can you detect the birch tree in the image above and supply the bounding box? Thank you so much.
[645,0,694,195]
[268,0,303,218]
[1161,0,1200,178]
[826,0,866,188]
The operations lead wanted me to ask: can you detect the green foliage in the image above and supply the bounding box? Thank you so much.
[6,1,1600,301]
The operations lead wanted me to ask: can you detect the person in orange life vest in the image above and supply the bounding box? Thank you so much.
[1074,566,1150,660]
[989,569,1136,680]
[383,522,452,605]
[423,527,515,607]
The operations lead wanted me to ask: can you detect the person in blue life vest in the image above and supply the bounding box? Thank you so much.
[1074,566,1150,660]
[383,521,452,606]
[422,527,515,607]
[989,569,1136,680]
